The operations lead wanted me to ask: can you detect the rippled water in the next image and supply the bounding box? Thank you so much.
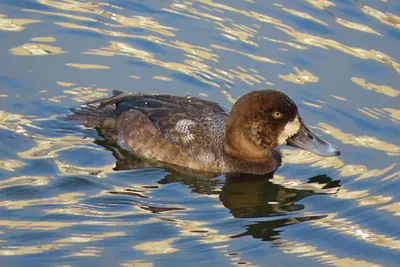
[0,0,399,266]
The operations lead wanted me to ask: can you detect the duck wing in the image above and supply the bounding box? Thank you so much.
[87,90,228,161]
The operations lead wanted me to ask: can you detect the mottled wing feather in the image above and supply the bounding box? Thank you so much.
[117,98,213,152]
[90,92,227,162]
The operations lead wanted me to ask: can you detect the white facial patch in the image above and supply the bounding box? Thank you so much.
[277,116,301,146]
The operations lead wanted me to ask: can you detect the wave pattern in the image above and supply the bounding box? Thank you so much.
[0,0,399,266]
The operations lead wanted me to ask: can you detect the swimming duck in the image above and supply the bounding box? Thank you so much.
[70,89,340,175]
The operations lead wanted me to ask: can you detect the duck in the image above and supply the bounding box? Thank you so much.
[69,89,340,175]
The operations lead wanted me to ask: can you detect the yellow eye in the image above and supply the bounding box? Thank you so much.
[272,111,283,120]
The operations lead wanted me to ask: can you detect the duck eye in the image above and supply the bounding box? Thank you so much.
[272,111,283,120]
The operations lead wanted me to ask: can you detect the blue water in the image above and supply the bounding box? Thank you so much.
[0,0,399,266]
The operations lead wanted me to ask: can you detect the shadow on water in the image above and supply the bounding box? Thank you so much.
[94,135,341,241]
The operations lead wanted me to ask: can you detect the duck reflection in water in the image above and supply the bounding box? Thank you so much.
[97,138,340,242]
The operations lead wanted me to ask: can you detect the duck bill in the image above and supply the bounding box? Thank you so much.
[287,124,340,157]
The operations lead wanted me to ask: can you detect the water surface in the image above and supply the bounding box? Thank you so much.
[0,0,399,266]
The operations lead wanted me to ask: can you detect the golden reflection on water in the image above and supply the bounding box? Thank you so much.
[335,18,382,36]
[331,95,347,101]
[302,101,322,109]
[358,107,400,124]
[283,148,397,181]
[0,192,84,209]
[361,5,400,30]
[351,77,400,97]
[277,4,329,26]
[271,174,339,194]
[305,0,336,10]
[133,238,179,255]
[262,36,308,50]
[378,202,400,216]
[358,107,383,120]
[85,41,228,88]
[0,219,143,231]
[0,231,125,256]
[37,0,120,14]
[210,44,283,64]
[158,215,260,266]
[24,8,99,22]
[152,76,172,81]
[55,232,126,244]
[278,67,319,84]
[18,0,399,88]
[65,246,102,257]
[100,12,177,37]
[312,123,400,156]
[0,175,49,188]
[0,159,25,171]
[282,149,398,211]
[0,110,40,135]
[18,135,95,159]
[214,21,259,46]
[277,25,400,72]
[43,204,148,218]
[0,243,70,256]
[65,63,110,69]
[10,43,67,56]
[54,159,115,178]
[383,108,400,123]
[312,214,400,250]
[194,0,399,73]
[55,21,163,40]
[120,261,154,267]
[0,0,399,264]
[274,239,382,267]
[31,36,56,42]
[0,14,40,31]
[63,86,109,102]
[57,81,76,87]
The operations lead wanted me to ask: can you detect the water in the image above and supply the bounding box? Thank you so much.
[0,0,399,266]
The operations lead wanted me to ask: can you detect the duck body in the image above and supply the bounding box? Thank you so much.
[70,90,339,175]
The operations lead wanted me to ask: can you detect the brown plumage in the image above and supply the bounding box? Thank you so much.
[69,89,340,174]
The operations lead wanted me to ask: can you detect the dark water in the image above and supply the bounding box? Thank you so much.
[0,0,399,266]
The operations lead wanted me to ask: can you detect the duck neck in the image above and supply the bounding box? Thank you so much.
[224,128,272,163]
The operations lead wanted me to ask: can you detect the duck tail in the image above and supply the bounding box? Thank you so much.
[69,102,120,142]
[68,90,125,127]
[68,90,132,142]
[68,103,115,128]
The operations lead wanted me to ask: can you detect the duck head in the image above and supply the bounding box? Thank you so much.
[224,90,340,162]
